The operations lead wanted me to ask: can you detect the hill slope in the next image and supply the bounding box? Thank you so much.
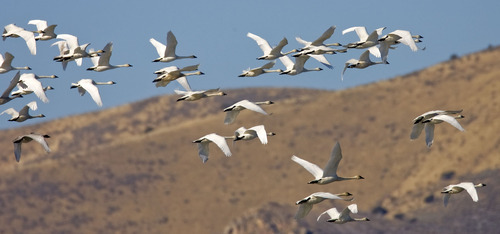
[0,47,499,233]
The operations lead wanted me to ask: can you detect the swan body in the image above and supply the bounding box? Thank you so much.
[18,73,50,103]
[342,50,387,80]
[175,88,226,102]
[153,64,203,89]
[293,25,343,67]
[410,110,463,140]
[87,42,132,72]
[2,24,37,55]
[233,125,275,144]
[1,101,44,122]
[0,52,31,74]
[292,141,364,185]
[422,114,465,148]
[295,192,353,219]
[442,182,486,207]
[342,26,385,57]
[378,30,420,63]
[28,19,57,41]
[0,72,23,105]
[247,32,297,60]
[70,79,116,107]
[55,34,103,66]
[150,31,196,63]
[11,85,54,98]
[223,99,273,124]
[51,40,70,70]
[13,133,51,162]
[238,61,282,77]
[317,204,370,223]
[193,133,232,163]
[279,55,323,75]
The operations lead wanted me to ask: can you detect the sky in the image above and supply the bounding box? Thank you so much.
[0,0,498,129]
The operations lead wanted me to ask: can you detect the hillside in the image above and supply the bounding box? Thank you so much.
[0,46,499,233]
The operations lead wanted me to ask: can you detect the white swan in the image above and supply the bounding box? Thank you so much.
[1,101,45,122]
[2,24,37,55]
[55,34,103,66]
[342,50,387,81]
[192,133,232,163]
[238,61,282,77]
[295,192,353,219]
[18,73,50,103]
[153,64,203,89]
[422,114,465,148]
[87,42,132,72]
[13,133,51,162]
[378,30,420,63]
[51,40,70,70]
[233,125,275,144]
[70,79,116,107]
[342,26,385,57]
[223,99,273,124]
[28,19,57,41]
[279,55,323,75]
[0,72,22,105]
[247,32,297,60]
[292,141,364,185]
[175,88,226,102]
[150,31,196,63]
[442,182,486,207]
[11,85,54,98]
[293,25,344,67]
[317,204,370,223]
[410,110,463,140]
[0,52,31,74]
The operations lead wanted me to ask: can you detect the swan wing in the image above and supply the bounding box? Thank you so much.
[175,76,192,92]
[179,64,199,72]
[367,46,381,58]
[291,155,323,180]
[249,125,268,144]
[204,133,231,157]
[1,52,15,69]
[318,207,340,221]
[295,203,313,219]
[410,123,424,139]
[29,134,50,153]
[247,32,272,54]
[312,192,342,200]
[20,74,48,103]
[2,71,20,97]
[432,115,465,131]
[89,48,99,66]
[442,193,451,207]
[197,141,210,163]
[1,108,18,117]
[237,100,268,115]
[28,19,48,31]
[79,80,102,107]
[224,110,240,125]
[149,38,166,57]
[16,30,36,55]
[347,204,358,214]
[339,205,355,220]
[278,55,294,70]
[358,50,371,62]
[295,37,310,47]
[311,26,335,46]
[56,34,79,51]
[391,30,418,52]
[165,31,178,57]
[309,54,333,69]
[342,26,368,41]
[97,42,113,66]
[260,61,276,70]
[13,139,23,162]
[457,182,479,202]
[379,41,391,63]
[18,101,36,115]
[424,123,435,148]
[271,37,288,53]
[342,59,357,81]
[323,141,342,177]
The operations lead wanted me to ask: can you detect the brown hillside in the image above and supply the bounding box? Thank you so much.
[0,47,499,234]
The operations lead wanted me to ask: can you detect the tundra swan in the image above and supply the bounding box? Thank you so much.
[293,25,344,65]
[87,42,132,72]
[279,55,323,75]
[153,64,203,89]
[2,24,37,55]
[342,26,385,57]
[233,125,275,144]
[238,61,282,77]
[317,204,370,223]
[28,19,57,41]
[13,133,50,162]
[175,88,226,102]
[442,182,486,207]
[223,99,273,124]
[18,73,50,103]
[0,52,31,74]
[51,40,70,70]
[378,30,420,63]
[0,72,22,105]
[150,31,196,63]
[410,110,463,139]
[422,114,465,148]
[342,50,387,80]
[55,34,103,66]
[247,32,297,60]
[70,79,116,107]
[292,141,364,185]
[1,101,44,122]
[295,192,353,219]
[193,133,232,163]
[11,85,54,98]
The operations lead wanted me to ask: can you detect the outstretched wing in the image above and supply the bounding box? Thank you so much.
[291,155,323,180]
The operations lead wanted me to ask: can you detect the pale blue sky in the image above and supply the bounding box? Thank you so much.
[0,0,498,129]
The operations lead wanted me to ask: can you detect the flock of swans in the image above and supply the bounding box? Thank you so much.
[1,20,486,226]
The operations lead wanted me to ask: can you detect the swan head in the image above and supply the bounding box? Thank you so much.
[476,183,486,187]
[355,175,364,180]
[70,83,79,89]
[46,86,55,90]
[337,192,353,197]
[307,179,320,184]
